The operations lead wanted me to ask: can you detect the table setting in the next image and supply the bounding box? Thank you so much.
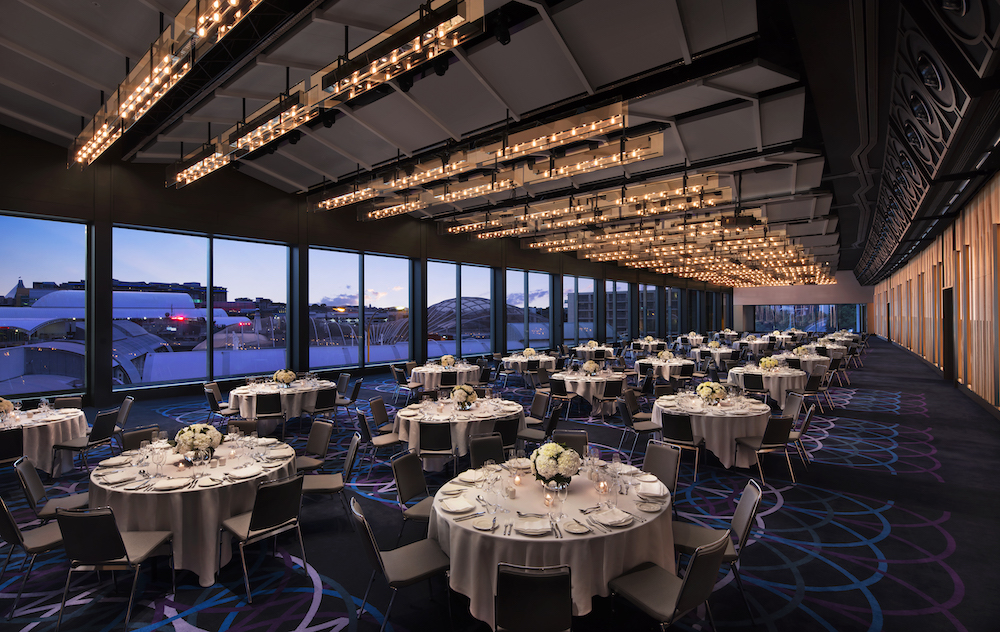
[550,368,625,415]
[772,349,831,375]
[677,333,704,346]
[428,443,674,626]
[410,358,481,390]
[573,342,616,360]
[228,373,336,433]
[89,424,296,586]
[652,384,773,468]
[727,359,807,408]
[634,355,694,381]
[0,398,88,475]
[688,343,734,365]
[733,336,769,354]
[502,351,557,372]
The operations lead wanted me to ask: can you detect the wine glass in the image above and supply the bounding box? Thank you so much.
[556,484,569,520]
[151,449,165,477]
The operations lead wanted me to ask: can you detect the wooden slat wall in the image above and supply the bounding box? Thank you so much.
[874,173,1000,411]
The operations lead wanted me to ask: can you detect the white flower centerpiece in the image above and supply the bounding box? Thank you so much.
[522,347,536,357]
[708,340,721,349]
[530,441,581,488]
[793,346,809,357]
[451,384,477,411]
[759,357,779,371]
[174,423,223,459]
[273,369,296,388]
[657,350,673,360]
[0,397,12,421]
[696,381,727,405]
[771,330,781,337]
[582,360,600,376]
[746,334,758,341]
[644,335,654,342]
[723,328,735,334]
[587,340,599,348]
[440,354,456,367]
[688,331,697,337]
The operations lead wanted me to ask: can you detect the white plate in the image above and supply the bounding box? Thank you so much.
[593,508,633,527]
[473,411,493,418]
[472,517,498,531]
[439,486,465,496]
[99,456,132,467]
[199,476,223,487]
[101,472,135,485]
[439,497,475,513]
[635,473,658,483]
[229,465,263,479]
[563,522,589,534]
[153,477,191,491]
[397,410,420,417]
[636,502,663,513]
[458,469,484,483]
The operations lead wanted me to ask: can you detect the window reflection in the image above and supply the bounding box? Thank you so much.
[753,304,864,332]
[364,254,410,364]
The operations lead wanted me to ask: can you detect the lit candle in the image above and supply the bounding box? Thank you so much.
[544,490,553,507]
[597,480,609,495]
[177,462,186,472]
[513,473,522,486]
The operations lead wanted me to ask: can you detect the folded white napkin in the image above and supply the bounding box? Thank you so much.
[594,507,631,526]
[199,476,223,487]
[516,518,551,533]
[257,438,278,445]
[164,453,186,465]
[99,456,132,467]
[153,477,190,491]
[102,471,134,485]
[458,469,484,483]
[441,496,475,512]
[269,446,295,457]
[638,481,668,498]
[229,464,262,479]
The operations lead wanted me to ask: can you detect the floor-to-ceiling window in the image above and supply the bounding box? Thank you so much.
[460,264,492,356]
[638,283,657,337]
[754,304,866,332]
[112,228,209,388]
[213,238,288,377]
[562,275,598,346]
[527,272,550,349]
[505,269,551,351]
[666,287,681,335]
[427,260,458,359]
[363,253,410,364]
[0,215,86,397]
[308,249,360,369]
[606,280,629,343]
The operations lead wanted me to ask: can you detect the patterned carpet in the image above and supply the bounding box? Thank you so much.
[0,338,995,631]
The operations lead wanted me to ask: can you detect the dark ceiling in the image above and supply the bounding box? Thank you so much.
[1,0,998,285]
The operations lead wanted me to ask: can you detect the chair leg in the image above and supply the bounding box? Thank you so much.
[379,588,398,632]
[8,553,36,620]
[124,562,142,626]
[692,446,700,482]
[296,524,307,568]
[754,450,765,487]
[784,447,796,483]
[238,542,252,603]
[358,569,376,618]
[795,440,810,469]
[705,599,718,632]
[731,562,757,627]
[56,568,74,631]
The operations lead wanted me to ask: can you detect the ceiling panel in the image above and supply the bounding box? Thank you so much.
[349,90,451,154]
[406,62,506,137]
[282,134,357,181]
[0,83,80,137]
[29,0,167,59]
[676,102,757,161]
[243,152,314,191]
[708,62,798,94]
[222,61,313,100]
[760,88,805,146]
[0,47,98,115]
[679,0,757,54]
[310,116,398,167]
[188,94,269,125]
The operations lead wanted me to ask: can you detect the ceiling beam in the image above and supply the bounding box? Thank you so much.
[300,127,373,170]
[0,75,89,117]
[239,159,311,192]
[135,0,175,22]
[700,80,762,152]
[216,86,281,101]
[335,104,413,157]
[276,147,340,183]
[664,0,692,64]
[518,0,594,95]
[311,9,384,34]
[0,35,111,92]
[17,0,139,59]
[257,54,326,72]
[388,80,461,141]
[451,48,521,121]
[0,105,75,139]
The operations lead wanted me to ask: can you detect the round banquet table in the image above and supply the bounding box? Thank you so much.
[502,355,557,372]
[727,367,807,408]
[551,372,625,415]
[89,439,296,587]
[677,335,705,346]
[4,408,88,475]
[771,352,831,376]
[428,472,674,628]
[828,334,860,344]
[410,365,481,391]
[633,340,667,353]
[808,343,847,359]
[652,395,772,468]
[573,346,615,360]
[734,339,768,354]
[395,399,527,470]
[688,346,734,365]
[228,379,336,434]
[719,331,740,342]
[634,359,693,381]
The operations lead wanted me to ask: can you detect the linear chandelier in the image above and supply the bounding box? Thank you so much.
[71,0,262,167]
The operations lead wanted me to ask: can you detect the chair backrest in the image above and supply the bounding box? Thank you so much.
[490,415,519,449]
[350,498,388,576]
[730,479,763,551]
[392,365,407,386]
[653,383,675,397]
[679,363,695,378]
[781,392,804,421]
[348,377,364,402]
[799,405,816,435]
[305,420,334,458]
[369,397,390,426]
[708,365,720,383]
[470,434,505,469]
[122,425,158,451]
[814,346,828,356]
[593,349,605,360]
[542,403,564,438]
[248,475,304,534]
[229,419,258,435]
[602,379,624,399]
[617,398,636,430]
[548,379,568,397]
[0,496,26,549]
[529,392,549,419]
[357,411,374,444]
[659,413,695,443]
[418,421,453,453]
[639,369,655,395]
[116,395,135,429]
[391,449,429,504]
[255,392,283,417]
[14,456,48,514]
[742,372,764,390]
[643,440,681,495]
[313,387,338,411]
[785,357,801,370]
[405,361,417,377]
[828,357,842,372]
[554,356,567,371]
[551,429,587,456]
[205,389,222,413]
[54,396,82,409]
[337,372,351,394]
[622,388,641,415]
[90,408,120,443]
[339,432,362,481]
[440,371,458,388]
[479,365,493,383]
[761,417,795,445]
[535,366,549,386]
[495,563,572,632]
[56,507,128,566]
[803,373,823,392]
[673,529,732,618]
[526,358,540,371]
[655,342,667,351]
[0,427,24,465]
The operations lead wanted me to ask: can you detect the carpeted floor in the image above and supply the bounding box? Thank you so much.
[0,337,997,631]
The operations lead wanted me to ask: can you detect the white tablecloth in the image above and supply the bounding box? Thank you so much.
[808,343,847,359]
[410,366,481,390]
[89,441,296,586]
[429,473,674,627]
[734,339,768,354]
[719,332,740,342]
[396,399,526,469]
[552,373,624,415]
[633,340,667,353]
[228,380,336,434]
[573,346,615,360]
[677,335,704,346]
[771,353,831,376]
[653,397,771,468]
[688,347,734,365]
[634,359,693,381]
[502,356,557,372]
[728,367,807,408]
[5,408,88,475]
